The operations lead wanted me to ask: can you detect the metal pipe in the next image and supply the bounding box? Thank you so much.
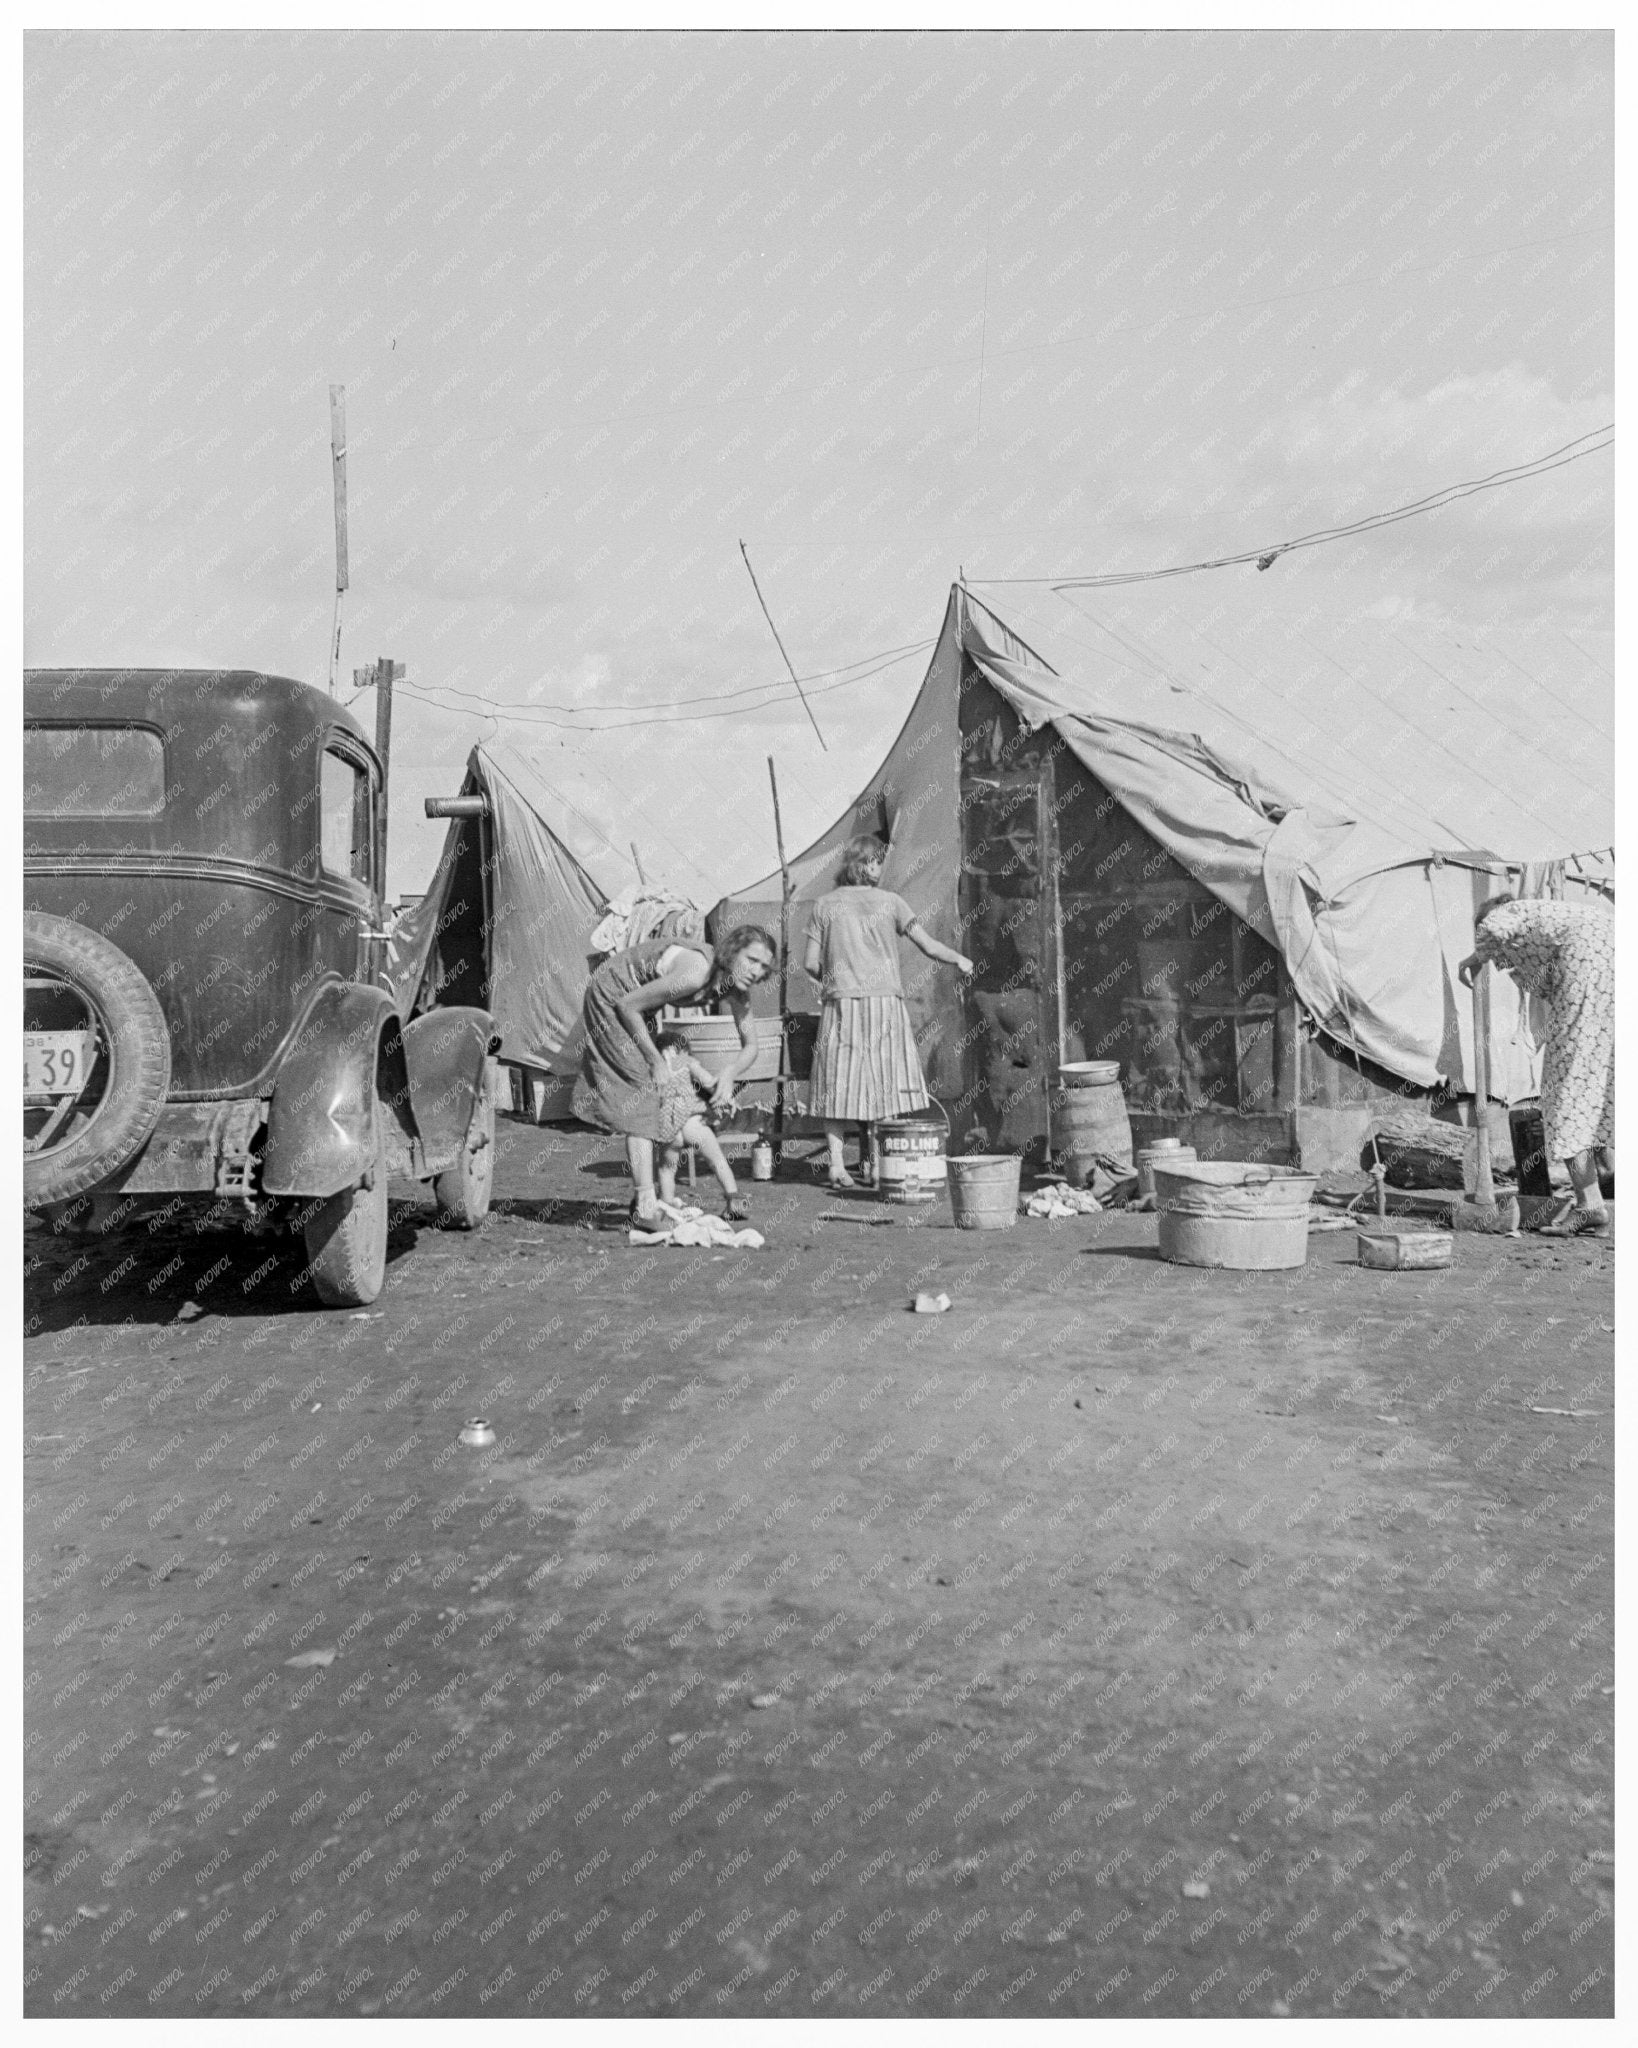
[424,795,489,819]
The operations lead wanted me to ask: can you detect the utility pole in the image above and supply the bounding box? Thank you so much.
[329,385,348,693]
[356,657,405,896]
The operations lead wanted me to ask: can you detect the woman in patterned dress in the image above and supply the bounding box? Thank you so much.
[803,837,974,1189]
[575,925,777,1227]
[1458,895,1614,1236]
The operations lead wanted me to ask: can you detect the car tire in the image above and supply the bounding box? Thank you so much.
[24,912,171,1209]
[433,1057,496,1230]
[303,1135,389,1308]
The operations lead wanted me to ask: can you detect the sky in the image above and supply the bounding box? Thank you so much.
[24,26,1613,898]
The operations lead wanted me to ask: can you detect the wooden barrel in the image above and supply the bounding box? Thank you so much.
[1052,1064,1133,1174]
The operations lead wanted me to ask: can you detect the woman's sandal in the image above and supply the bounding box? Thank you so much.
[629,1196,666,1233]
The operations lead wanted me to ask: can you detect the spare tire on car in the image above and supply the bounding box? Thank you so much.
[24,911,171,1208]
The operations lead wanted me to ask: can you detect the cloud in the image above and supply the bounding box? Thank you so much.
[1274,364,1611,535]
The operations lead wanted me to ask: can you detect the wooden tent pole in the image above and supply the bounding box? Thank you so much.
[768,756,793,1157]
[1471,961,1495,1206]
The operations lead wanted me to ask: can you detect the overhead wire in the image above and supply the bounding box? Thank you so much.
[400,638,935,719]
[969,428,1612,588]
[395,640,933,735]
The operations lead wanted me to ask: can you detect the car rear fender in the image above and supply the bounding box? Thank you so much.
[260,981,402,1198]
[400,1006,493,1177]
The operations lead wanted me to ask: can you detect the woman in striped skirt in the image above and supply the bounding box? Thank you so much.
[803,836,973,1189]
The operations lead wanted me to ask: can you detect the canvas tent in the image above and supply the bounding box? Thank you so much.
[389,740,721,1116]
[717,584,1612,1171]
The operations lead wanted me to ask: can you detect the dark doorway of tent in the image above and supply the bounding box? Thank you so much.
[951,637,1417,1173]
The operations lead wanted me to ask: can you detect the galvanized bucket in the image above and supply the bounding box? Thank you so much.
[947,1154,1022,1230]
[1154,1161,1317,1270]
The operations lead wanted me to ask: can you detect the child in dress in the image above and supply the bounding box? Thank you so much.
[652,1032,750,1221]
[804,836,974,1188]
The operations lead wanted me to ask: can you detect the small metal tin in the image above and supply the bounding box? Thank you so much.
[751,1137,774,1181]
[1356,1228,1454,1271]
[459,1417,497,1448]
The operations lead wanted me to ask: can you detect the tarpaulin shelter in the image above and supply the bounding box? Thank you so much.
[717,585,1612,1170]
[388,741,721,1116]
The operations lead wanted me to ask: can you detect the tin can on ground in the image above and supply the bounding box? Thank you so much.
[873,1102,950,1205]
[751,1137,774,1181]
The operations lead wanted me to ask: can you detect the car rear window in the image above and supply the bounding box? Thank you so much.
[320,745,373,884]
[24,724,166,816]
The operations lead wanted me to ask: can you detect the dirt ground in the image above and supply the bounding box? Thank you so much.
[24,1113,1615,2019]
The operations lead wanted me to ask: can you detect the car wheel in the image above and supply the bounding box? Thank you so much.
[25,912,171,1209]
[433,1057,496,1230]
[303,1136,389,1308]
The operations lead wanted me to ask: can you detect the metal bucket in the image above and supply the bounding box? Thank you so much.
[1136,1138,1197,1200]
[1154,1161,1317,1270]
[873,1102,949,1205]
[947,1154,1022,1230]
[1052,1063,1133,1175]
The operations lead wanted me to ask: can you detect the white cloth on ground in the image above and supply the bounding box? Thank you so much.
[1025,1181,1103,1219]
[627,1202,764,1250]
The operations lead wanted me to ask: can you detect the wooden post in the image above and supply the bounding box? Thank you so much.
[1471,962,1495,1206]
[768,756,793,1158]
[329,385,348,694]
[373,658,404,899]
[1037,756,1065,1163]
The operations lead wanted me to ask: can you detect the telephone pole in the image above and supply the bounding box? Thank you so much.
[355,657,405,893]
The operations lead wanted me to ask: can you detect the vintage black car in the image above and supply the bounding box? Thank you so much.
[24,668,496,1306]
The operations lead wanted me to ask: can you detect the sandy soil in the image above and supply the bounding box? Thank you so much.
[24,1115,1614,2018]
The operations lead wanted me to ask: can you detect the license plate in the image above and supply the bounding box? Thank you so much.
[24,1030,93,1097]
